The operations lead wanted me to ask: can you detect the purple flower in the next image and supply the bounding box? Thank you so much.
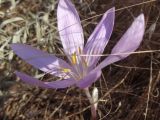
[11,0,145,89]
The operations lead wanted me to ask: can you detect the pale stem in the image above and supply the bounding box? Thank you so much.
[84,87,97,120]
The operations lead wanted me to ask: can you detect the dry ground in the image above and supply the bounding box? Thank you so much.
[0,0,160,120]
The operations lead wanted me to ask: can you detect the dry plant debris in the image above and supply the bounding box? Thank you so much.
[0,0,160,120]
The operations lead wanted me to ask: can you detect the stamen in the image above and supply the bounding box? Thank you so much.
[71,52,77,65]
[78,47,82,54]
[83,59,88,67]
[62,68,71,73]
[62,68,80,80]
[80,55,88,68]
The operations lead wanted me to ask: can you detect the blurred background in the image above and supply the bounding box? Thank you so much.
[0,0,160,120]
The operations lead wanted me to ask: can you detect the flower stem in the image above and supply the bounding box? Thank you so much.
[84,88,97,120]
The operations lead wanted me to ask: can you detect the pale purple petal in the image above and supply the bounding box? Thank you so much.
[76,14,145,89]
[11,43,71,78]
[57,0,84,55]
[76,70,101,88]
[84,7,115,67]
[16,71,76,89]
[94,14,145,71]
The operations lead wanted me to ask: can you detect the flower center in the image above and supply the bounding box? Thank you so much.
[71,48,89,79]
[61,48,89,80]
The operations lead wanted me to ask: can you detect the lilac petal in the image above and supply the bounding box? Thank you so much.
[94,14,145,71]
[57,0,84,55]
[77,14,145,88]
[11,43,71,78]
[16,71,76,89]
[84,7,115,67]
[76,70,101,88]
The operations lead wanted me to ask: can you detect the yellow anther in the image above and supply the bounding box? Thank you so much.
[78,47,82,54]
[83,60,88,67]
[62,68,71,73]
[81,56,88,68]
[71,52,77,65]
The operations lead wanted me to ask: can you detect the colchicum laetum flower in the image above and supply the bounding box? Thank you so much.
[11,0,145,119]
[11,0,145,88]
